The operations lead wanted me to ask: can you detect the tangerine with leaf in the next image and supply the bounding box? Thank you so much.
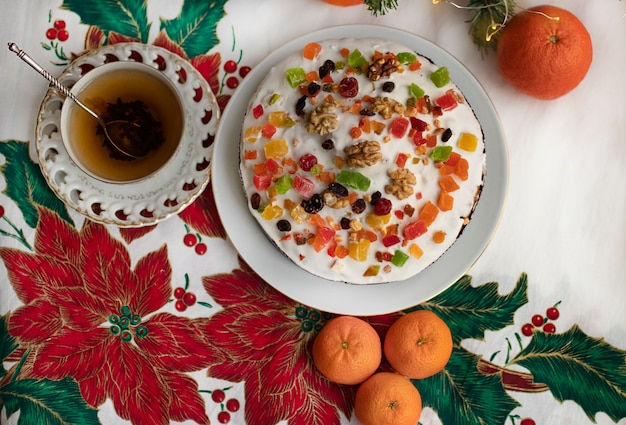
[354,372,422,425]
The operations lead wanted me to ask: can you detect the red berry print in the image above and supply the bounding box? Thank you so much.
[239,66,251,78]
[226,76,239,89]
[173,287,185,299]
[57,29,69,42]
[521,323,534,337]
[46,28,57,40]
[546,306,560,320]
[0,205,4,219]
[226,398,240,412]
[224,60,237,73]
[211,389,226,403]
[543,323,556,334]
[520,418,536,425]
[53,19,66,30]
[217,411,231,424]
[183,233,198,247]
[182,291,197,307]
[174,300,187,312]
[195,242,208,255]
[531,314,544,327]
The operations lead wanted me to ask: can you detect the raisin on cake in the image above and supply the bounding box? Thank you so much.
[239,38,485,284]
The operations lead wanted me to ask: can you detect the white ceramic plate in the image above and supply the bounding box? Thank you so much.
[212,25,508,316]
[36,43,219,227]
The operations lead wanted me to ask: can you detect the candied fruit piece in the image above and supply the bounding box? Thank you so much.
[418,201,439,227]
[430,66,450,88]
[293,175,316,198]
[312,226,336,252]
[397,52,417,65]
[391,250,409,267]
[252,104,264,119]
[438,191,454,211]
[336,170,371,191]
[303,42,322,60]
[363,265,380,277]
[435,92,458,111]
[262,123,277,138]
[439,175,460,192]
[403,219,427,240]
[275,174,293,194]
[433,230,447,244]
[409,83,425,99]
[409,243,424,258]
[264,139,289,158]
[366,213,391,229]
[458,132,478,152]
[253,174,272,192]
[347,49,366,69]
[349,238,370,262]
[389,117,409,138]
[286,67,307,88]
[244,125,263,143]
[430,145,453,162]
[382,234,401,247]
[268,111,295,128]
[260,204,283,220]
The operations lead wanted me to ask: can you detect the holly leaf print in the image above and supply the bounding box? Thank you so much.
[160,0,228,59]
[413,273,528,345]
[1,377,101,425]
[0,140,73,229]
[0,314,18,379]
[417,347,520,425]
[60,0,150,43]
[510,324,626,422]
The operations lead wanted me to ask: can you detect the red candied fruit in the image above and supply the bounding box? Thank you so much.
[373,198,392,216]
[338,77,359,98]
[298,153,318,171]
[252,104,264,119]
[409,117,428,132]
[389,117,409,138]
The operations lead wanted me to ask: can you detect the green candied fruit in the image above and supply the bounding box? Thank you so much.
[391,250,409,267]
[430,66,450,88]
[409,83,425,99]
[337,169,371,191]
[286,67,306,88]
[397,52,417,65]
[275,174,293,194]
[310,164,322,177]
[347,49,367,69]
[269,93,281,105]
[334,61,345,71]
[430,145,453,162]
[406,97,417,108]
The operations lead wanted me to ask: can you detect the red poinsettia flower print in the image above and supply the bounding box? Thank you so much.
[0,208,213,425]
[200,259,399,425]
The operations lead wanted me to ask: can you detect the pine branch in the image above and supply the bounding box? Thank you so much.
[466,0,518,52]
[363,0,399,16]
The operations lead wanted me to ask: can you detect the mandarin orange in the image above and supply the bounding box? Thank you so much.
[497,5,592,100]
[383,310,452,379]
[312,315,382,385]
[354,372,422,425]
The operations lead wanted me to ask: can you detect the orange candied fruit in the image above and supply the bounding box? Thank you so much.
[433,231,447,244]
[303,42,322,60]
[418,201,439,227]
[438,191,454,211]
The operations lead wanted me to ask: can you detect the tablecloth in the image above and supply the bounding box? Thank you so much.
[0,1,625,425]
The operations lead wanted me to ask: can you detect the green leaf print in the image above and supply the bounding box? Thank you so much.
[160,0,228,58]
[510,325,626,422]
[0,140,73,228]
[412,273,529,345]
[417,347,520,425]
[1,378,101,425]
[61,0,150,43]
[0,314,18,379]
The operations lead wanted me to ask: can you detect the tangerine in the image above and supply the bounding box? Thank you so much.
[354,372,422,425]
[312,315,382,385]
[383,310,452,379]
[497,5,592,100]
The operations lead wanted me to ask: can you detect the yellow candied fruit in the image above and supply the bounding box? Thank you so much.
[365,213,391,229]
[349,239,370,262]
[290,204,308,224]
[244,125,263,143]
[268,111,295,128]
[260,204,283,220]
[264,139,289,158]
[409,243,423,259]
[458,132,478,152]
[363,265,380,277]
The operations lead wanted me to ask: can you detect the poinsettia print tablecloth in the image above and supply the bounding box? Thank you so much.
[0,1,625,425]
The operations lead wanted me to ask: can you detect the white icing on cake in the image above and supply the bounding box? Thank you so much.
[240,38,485,284]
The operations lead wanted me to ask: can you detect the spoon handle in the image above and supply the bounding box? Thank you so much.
[8,42,100,121]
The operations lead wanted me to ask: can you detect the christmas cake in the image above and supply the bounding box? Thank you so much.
[239,38,485,283]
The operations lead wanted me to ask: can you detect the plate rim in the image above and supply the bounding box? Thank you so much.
[212,24,509,315]
[35,42,220,227]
